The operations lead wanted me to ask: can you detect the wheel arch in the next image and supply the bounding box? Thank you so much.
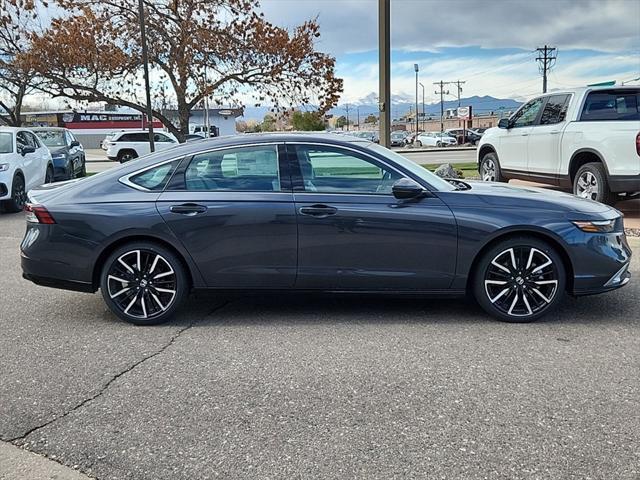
[466,228,575,294]
[478,144,497,166]
[92,235,196,291]
[568,148,610,183]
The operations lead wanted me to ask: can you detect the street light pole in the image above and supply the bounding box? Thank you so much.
[378,0,390,147]
[138,0,154,152]
[419,82,425,132]
[414,64,419,135]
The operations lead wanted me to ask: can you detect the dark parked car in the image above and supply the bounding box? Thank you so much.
[21,134,631,325]
[390,131,409,147]
[32,127,86,180]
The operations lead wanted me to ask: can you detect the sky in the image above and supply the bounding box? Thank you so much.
[260,0,640,105]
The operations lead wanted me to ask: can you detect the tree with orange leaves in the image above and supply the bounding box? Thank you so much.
[26,0,343,140]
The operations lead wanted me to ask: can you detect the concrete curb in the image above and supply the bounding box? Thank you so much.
[396,146,477,154]
[0,441,93,479]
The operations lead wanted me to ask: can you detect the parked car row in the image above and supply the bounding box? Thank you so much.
[1,126,86,212]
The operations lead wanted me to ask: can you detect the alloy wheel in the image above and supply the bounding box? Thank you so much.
[481,158,496,182]
[576,171,598,200]
[106,249,177,320]
[484,246,558,318]
[13,176,26,210]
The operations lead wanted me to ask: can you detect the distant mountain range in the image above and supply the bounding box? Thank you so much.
[240,94,522,121]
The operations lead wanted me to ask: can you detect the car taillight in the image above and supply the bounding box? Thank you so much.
[24,203,56,224]
[636,132,640,157]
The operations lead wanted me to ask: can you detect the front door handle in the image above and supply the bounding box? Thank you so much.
[170,203,208,216]
[299,204,338,218]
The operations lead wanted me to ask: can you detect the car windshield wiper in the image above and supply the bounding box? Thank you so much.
[445,178,472,190]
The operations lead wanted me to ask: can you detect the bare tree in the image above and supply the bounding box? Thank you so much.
[26,0,343,140]
[0,0,42,126]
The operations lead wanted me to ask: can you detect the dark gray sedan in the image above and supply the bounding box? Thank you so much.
[32,127,86,180]
[21,134,631,325]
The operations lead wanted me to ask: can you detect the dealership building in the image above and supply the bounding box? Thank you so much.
[22,107,244,148]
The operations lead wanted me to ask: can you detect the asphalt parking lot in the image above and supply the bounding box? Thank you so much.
[1,211,639,480]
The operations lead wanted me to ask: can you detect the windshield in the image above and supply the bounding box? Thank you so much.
[35,131,66,147]
[0,133,12,153]
[368,143,456,191]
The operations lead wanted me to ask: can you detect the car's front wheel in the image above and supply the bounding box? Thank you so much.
[100,242,188,325]
[473,237,566,323]
[2,173,26,213]
[118,150,137,163]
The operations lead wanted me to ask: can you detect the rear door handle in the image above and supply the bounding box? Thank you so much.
[299,204,338,218]
[170,203,208,216]
[549,130,561,135]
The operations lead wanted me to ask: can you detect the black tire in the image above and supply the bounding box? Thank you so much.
[100,242,188,325]
[479,151,504,182]
[2,174,27,213]
[80,159,87,177]
[473,236,566,323]
[118,150,137,163]
[436,141,442,148]
[44,165,54,184]
[67,161,76,180]
[573,162,616,205]
[416,140,422,147]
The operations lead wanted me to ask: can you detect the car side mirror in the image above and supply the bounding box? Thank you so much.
[21,145,36,156]
[392,178,426,200]
[70,140,80,147]
[498,118,511,129]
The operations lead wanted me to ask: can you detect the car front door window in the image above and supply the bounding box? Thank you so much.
[511,97,545,128]
[293,144,402,195]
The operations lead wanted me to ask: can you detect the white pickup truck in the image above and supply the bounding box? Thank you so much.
[478,86,640,204]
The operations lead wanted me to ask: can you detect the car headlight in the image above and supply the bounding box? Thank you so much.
[572,219,617,233]
[0,163,9,172]
[51,154,67,160]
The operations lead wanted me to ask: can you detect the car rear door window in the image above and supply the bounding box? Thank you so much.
[184,145,281,192]
[16,132,29,153]
[580,90,640,121]
[129,159,181,191]
[539,94,571,125]
[293,144,402,194]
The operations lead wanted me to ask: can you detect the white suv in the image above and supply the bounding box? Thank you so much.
[478,86,640,204]
[104,130,179,163]
[415,132,457,147]
[0,127,53,212]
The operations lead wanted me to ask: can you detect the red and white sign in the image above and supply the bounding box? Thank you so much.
[457,106,470,120]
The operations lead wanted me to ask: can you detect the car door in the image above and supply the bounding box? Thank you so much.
[526,94,571,181]
[156,143,298,288]
[498,96,545,173]
[66,130,82,174]
[16,132,38,189]
[27,132,50,185]
[289,143,457,290]
[154,133,178,152]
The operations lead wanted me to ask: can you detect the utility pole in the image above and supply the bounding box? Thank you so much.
[414,64,419,135]
[451,80,465,107]
[419,82,425,132]
[137,0,155,152]
[434,81,449,133]
[345,103,350,131]
[535,45,557,93]
[378,0,391,147]
[356,106,360,130]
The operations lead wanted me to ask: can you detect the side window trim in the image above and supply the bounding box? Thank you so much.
[287,142,407,196]
[119,157,185,192]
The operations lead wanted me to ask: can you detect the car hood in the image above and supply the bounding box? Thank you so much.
[441,180,615,216]
[47,146,68,156]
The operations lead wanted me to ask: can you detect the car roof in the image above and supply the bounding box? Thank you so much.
[30,127,68,132]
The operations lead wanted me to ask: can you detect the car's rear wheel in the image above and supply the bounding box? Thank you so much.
[416,140,422,147]
[118,150,137,163]
[436,141,442,147]
[473,237,566,323]
[480,152,504,182]
[100,242,188,325]
[3,174,26,213]
[573,162,616,205]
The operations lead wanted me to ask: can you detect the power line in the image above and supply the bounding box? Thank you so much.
[450,80,466,107]
[535,45,557,93]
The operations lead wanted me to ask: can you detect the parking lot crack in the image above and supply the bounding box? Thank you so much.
[7,301,229,445]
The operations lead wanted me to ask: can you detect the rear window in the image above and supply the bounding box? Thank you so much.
[129,159,181,191]
[118,132,149,142]
[580,90,640,121]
